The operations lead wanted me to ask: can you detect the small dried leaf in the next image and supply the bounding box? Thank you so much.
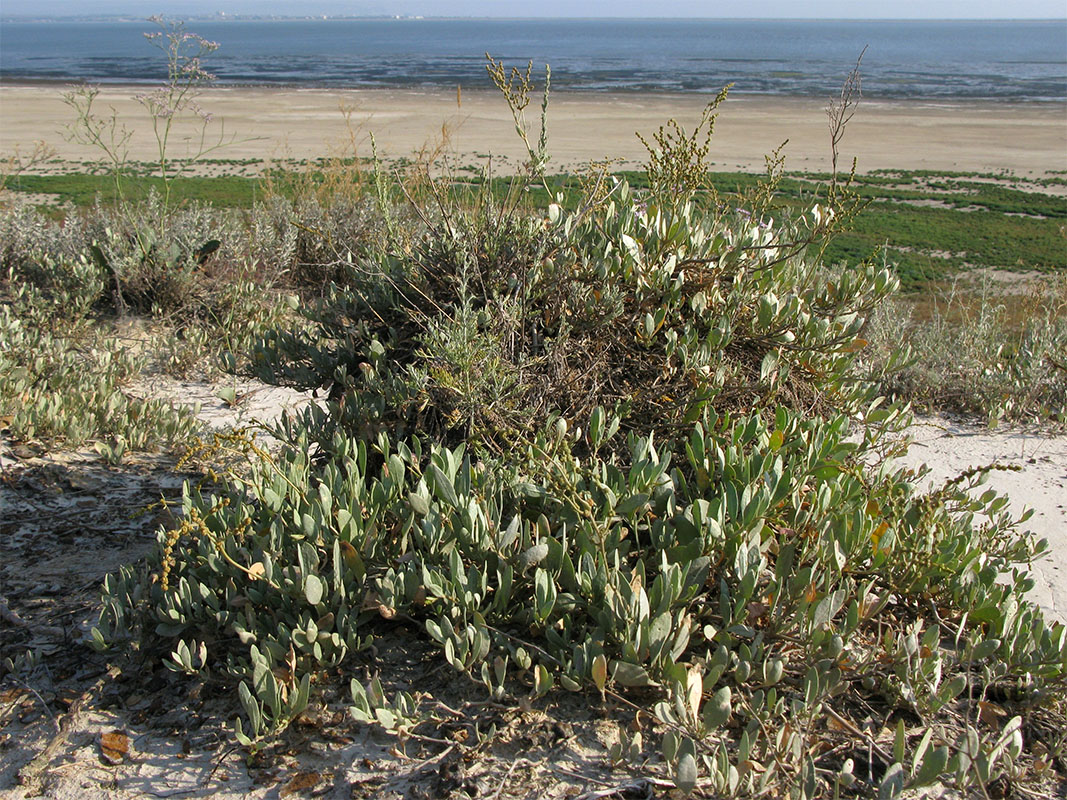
[339,540,360,567]
[686,667,703,723]
[978,700,1008,726]
[827,714,851,733]
[591,654,608,692]
[248,562,265,580]
[871,521,889,550]
[280,771,321,797]
[629,571,643,594]
[746,601,768,626]
[100,730,129,764]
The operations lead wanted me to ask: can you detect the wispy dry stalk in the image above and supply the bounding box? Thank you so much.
[826,46,866,193]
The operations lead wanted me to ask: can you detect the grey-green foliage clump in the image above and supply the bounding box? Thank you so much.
[863,275,1067,426]
[1,193,292,376]
[0,308,201,451]
[0,240,200,450]
[251,183,901,455]
[98,401,1065,792]
[95,76,1065,798]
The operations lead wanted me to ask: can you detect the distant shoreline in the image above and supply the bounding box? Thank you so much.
[4,77,1065,103]
[2,83,1065,177]
[2,77,1066,106]
[3,15,1066,21]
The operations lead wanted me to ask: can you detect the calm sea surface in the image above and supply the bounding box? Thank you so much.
[1,19,1065,101]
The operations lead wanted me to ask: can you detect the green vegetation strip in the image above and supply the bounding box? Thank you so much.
[11,167,1064,290]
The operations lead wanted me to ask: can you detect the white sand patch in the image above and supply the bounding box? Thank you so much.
[128,375,324,437]
[888,416,1067,624]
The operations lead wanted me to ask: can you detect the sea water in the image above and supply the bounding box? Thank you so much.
[1,18,1064,101]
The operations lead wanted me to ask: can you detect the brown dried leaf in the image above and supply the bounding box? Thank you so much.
[11,445,37,460]
[280,771,320,797]
[978,700,1009,726]
[826,714,851,733]
[747,601,769,626]
[871,521,889,550]
[629,571,643,595]
[338,539,360,568]
[100,730,129,764]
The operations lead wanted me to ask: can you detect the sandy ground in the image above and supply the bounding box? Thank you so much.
[887,417,1067,625]
[2,84,1066,176]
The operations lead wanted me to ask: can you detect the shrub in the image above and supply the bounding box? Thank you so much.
[0,305,200,450]
[0,194,295,380]
[864,274,1067,425]
[98,175,1064,797]
[96,402,1064,792]
[251,183,900,457]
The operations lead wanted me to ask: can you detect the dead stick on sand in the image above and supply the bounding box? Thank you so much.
[17,667,120,792]
[0,594,30,627]
[490,757,526,800]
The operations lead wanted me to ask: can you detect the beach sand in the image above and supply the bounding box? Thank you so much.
[2,84,1066,176]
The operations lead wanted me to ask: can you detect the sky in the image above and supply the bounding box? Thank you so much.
[1,1,1065,18]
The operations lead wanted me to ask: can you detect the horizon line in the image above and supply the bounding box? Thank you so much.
[2,14,1066,22]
